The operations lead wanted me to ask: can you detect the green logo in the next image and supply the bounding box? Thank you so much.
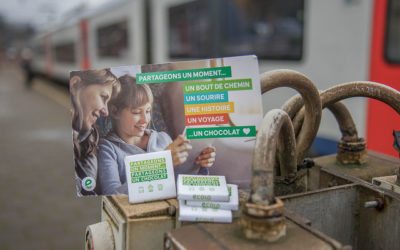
[82,177,95,192]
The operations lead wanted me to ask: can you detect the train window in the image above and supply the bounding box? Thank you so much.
[33,44,45,57]
[219,0,304,60]
[54,42,75,63]
[169,1,213,58]
[168,0,304,60]
[385,0,400,63]
[97,20,129,58]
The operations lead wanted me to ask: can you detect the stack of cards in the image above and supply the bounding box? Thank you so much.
[177,174,239,223]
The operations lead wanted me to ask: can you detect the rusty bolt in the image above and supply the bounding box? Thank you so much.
[337,138,367,165]
[364,198,384,210]
[241,198,286,242]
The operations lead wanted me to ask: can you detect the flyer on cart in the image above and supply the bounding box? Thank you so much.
[70,55,263,196]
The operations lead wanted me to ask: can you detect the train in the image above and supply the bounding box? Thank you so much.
[30,0,400,157]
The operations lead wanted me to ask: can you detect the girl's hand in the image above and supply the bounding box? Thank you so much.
[195,146,216,168]
[166,135,192,167]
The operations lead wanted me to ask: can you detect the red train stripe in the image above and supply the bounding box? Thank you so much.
[80,19,91,70]
[368,0,400,157]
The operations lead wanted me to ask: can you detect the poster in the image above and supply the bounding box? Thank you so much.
[70,55,263,196]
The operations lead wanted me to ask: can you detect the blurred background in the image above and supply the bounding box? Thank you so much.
[0,0,398,249]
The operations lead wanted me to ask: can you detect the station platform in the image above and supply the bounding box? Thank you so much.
[0,64,100,249]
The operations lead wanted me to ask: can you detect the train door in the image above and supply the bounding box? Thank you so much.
[368,0,400,156]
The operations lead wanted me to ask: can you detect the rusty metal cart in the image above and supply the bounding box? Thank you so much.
[86,70,400,250]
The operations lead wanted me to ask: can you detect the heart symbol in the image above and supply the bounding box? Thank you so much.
[243,128,251,135]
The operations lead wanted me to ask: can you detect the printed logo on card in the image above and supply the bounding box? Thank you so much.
[82,177,95,191]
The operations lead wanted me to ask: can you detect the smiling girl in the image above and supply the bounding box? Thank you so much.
[97,75,216,195]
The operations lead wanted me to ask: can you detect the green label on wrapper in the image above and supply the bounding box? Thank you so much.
[129,157,168,183]
[186,126,256,139]
[136,66,232,84]
[201,202,221,209]
[183,176,220,186]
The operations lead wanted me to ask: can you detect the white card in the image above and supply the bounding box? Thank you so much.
[124,150,176,204]
[178,200,232,223]
[186,184,239,211]
[71,56,263,197]
[177,174,229,202]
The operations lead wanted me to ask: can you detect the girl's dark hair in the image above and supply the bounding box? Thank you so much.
[70,68,121,160]
[73,127,99,161]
